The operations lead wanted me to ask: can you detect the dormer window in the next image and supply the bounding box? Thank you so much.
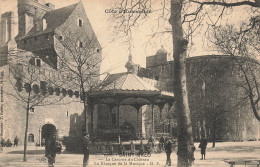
[59,35,63,41]
[30,107,34,113]
[35,58,41,67]
[78,19,83,27]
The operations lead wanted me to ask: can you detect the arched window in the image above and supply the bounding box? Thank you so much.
[28,133,34,142]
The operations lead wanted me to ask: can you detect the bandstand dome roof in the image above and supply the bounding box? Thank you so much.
[89,72,174,107]
[102,72,158,91]
[156,46,167,55]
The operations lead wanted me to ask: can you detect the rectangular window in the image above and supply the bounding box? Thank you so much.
[111,113,116,126]
[30,108,34,113]
[1,123,3,136]
[43,18,47,30]
[0,71,3,84]
[78,19,83,27]
[79,41,83,48]
[1,86,3,102]
[36,59,41,67]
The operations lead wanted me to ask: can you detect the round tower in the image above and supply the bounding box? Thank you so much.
[17,0,52,37]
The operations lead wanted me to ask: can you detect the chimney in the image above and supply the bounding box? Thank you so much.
[0,12,14,46]
[7,12,14,41]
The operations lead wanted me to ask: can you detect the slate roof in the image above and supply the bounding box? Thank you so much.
[102,72,158,91]
[43,3,78,31]
[16,3,79,39]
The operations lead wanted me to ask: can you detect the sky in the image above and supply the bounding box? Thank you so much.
[0,0,256,74]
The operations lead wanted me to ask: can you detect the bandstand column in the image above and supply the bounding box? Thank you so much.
[135,105,142,139]
[91,104,94,137]
[151,103,154,135]
[117,103,120,143]
[158,103,165,134]
[167,103,172,134]
[107,104,114,128]
[137,108,139,136]
[109,108,112,127]
[88,99,94,137]
[39,128,41,147]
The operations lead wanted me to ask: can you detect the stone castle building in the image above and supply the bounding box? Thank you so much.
[0,0,101,146]
[139,46,260,141]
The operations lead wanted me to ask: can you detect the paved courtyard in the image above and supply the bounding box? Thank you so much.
[1,141,260,167]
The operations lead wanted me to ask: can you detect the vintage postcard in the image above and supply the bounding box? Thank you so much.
[0,0,259,167]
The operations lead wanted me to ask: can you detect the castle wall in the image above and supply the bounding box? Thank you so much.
[0,64,84,145]
[0,0,102,147]
[143,55,260,141]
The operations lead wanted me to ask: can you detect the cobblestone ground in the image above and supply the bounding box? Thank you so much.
[1,141,260,167]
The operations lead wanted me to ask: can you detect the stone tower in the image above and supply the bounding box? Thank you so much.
[16,0,54,38]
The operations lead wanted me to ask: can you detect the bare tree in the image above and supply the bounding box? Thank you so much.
[54,26,106,137]
[5,47,68,162]
[109,0,259,166]
[210,24,260,122]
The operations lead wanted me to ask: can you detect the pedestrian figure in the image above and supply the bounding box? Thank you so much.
[6,139,12,147]
[164,137,172,166]
[147,140,153,154]
[159,135,165,151]
[198,138,207,160]
[109,145,114,155]
[14,136,19,147]
[83,134,90,167]
[55,140,62,154]
[139,138,144,155]
[119,142,125,155]
[45,134,57,167]
[130,140,135,155]
[1,139,5,147]
[148,135,154,148]
[42,138,46,146]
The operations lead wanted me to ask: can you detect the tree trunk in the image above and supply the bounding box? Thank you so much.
[83,97,88,135]
[169,0,195,166]
[212,120,216,148]
[23,100,30,162]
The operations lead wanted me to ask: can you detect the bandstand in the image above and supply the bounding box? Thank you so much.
[87,55,174,143]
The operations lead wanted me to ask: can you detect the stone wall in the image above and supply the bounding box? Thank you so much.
[143,55,260,141]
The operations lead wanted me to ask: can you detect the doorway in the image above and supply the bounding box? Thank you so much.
[41,124,56,145]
